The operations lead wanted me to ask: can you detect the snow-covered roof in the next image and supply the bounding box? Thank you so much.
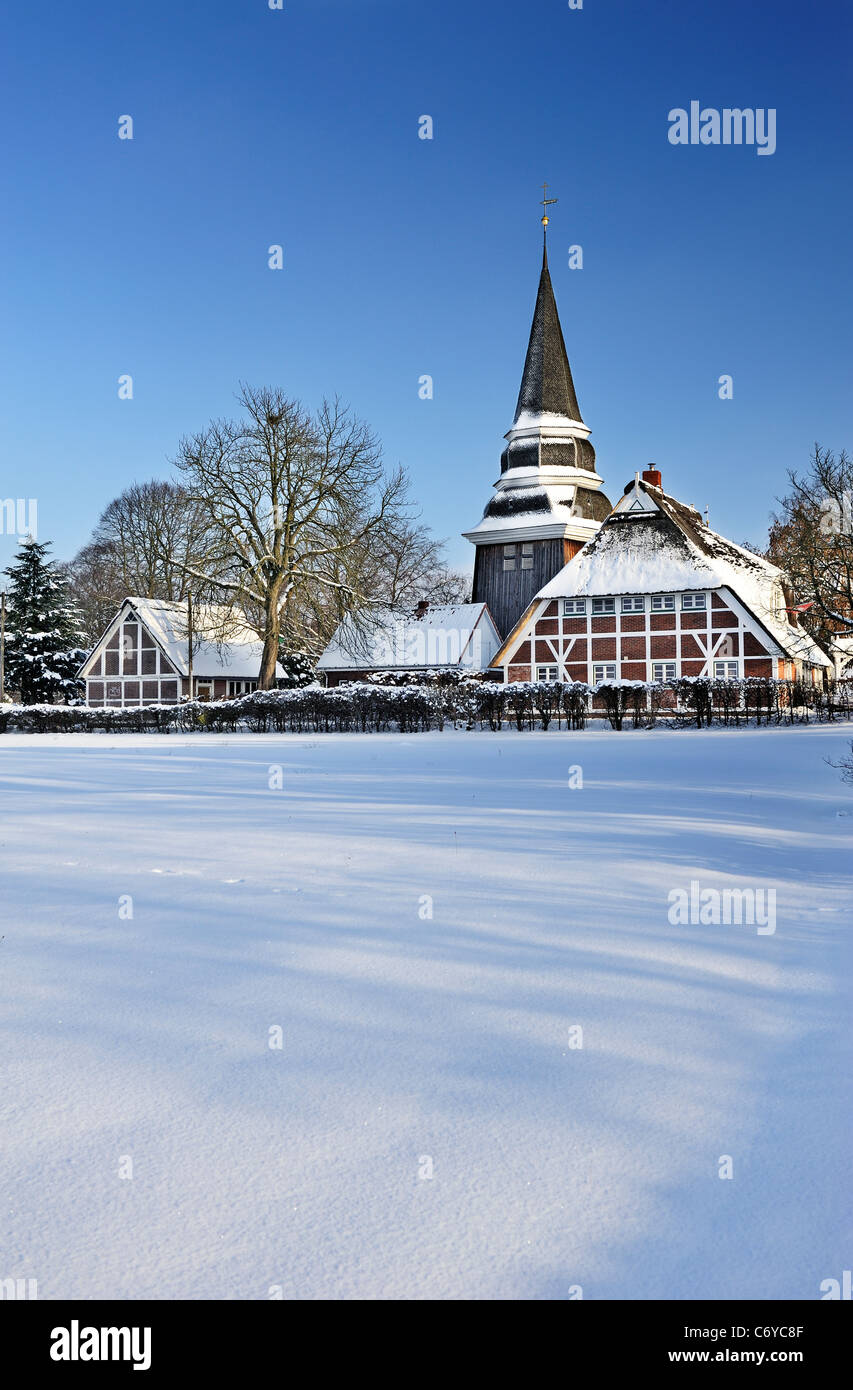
[84,598,282,680]
[317,604,500,671]
[535,478,831,668]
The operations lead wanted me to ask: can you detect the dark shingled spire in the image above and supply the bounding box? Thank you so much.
[513,244,583,424]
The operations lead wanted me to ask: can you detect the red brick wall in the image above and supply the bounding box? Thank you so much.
[712,610,738,628]
[536,619,558,636]
[591,616,617,632]
[621,614,645,632]
[591,637,617,660]
[650,635,677,658]
[680,612,706,629]
[743,632,768,655]
[650,614,676,631]
[620,636,646,660]
[564,617,586,634]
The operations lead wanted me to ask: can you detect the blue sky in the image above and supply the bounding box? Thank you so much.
[0,0,850,576]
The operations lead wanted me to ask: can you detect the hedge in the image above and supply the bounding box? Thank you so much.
[1,675,851,734]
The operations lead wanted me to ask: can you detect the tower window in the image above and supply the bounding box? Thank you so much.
[502,544,516,572]
[520,543,534,571]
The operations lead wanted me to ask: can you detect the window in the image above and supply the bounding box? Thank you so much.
[227,680,257,697]
[591,597,615,615]
[681,593,706,610]
[651,594,675,611]
[503,544,516,572]
[122,625,138,675]
[563,598,586,616]
[536,665,558,681]
[621,596,645,613]
[651,662,676,681]
[593,663,617,681]
[520,543,534,571]
[714,661,739,679]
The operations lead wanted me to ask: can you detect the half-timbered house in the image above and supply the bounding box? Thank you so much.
[79,597,281,707]
[491,469,832,686]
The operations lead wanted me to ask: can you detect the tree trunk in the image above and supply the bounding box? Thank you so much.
[258,592,281,689]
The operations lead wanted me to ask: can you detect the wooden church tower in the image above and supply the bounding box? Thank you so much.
[463,202,612,638]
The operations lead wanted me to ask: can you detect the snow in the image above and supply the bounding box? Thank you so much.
[0,726,850,1300]
[317,604,500,671]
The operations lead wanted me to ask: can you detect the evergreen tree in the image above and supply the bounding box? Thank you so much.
[3,538,88,704]
[277,648,316,688]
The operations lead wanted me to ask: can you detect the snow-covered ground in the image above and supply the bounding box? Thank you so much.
[1,726,851,1300]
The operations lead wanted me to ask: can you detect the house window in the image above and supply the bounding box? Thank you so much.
[593,663,617,681]
[591,597,615,615]
[536,665,558,681]
[621,596,645,613]
[714,660,739,679]
[503,544,516,572]
[563,598,586,616]
[681,593,707,610]
[520,543,534,571]
[121,624,138,675]
[651,594,675,611]
[227,680,256,697]
[651,662,676,681]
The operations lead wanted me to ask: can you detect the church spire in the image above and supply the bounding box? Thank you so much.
[510,186,583,424]
[513,248,583,424]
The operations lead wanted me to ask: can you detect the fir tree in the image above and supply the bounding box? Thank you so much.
[3,538,88,704]
[277,649,315,688]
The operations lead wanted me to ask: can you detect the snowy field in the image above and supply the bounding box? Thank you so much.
[1,725,851,1301]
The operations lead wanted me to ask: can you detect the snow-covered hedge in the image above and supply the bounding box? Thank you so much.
[1,676,851,734]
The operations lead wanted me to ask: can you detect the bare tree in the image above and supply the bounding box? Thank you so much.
[67,480,212,642]
[769,445,853,659]
[173,385,423,687]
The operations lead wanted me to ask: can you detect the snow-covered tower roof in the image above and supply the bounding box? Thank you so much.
[463,242,611,548]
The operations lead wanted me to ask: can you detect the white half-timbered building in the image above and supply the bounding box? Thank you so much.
[79,597,281,707]
[491,469,832,687]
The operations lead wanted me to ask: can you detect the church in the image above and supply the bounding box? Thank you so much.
[458,208,830,689]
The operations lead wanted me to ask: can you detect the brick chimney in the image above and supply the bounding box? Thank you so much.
[642,465,662,489]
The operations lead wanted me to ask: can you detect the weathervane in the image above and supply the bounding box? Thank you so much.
[540,181,558,234]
